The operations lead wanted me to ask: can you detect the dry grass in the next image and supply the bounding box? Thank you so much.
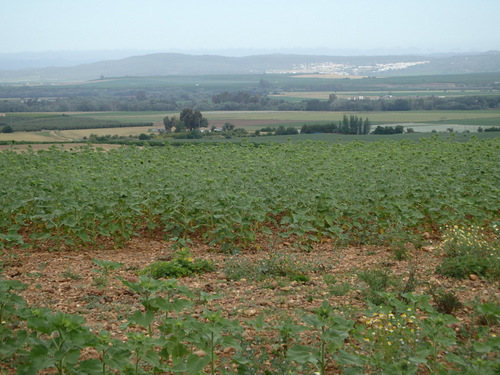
[0,126,163,143]
[0,143,123,152]
[0,130,68,143]
[60,125,162,139]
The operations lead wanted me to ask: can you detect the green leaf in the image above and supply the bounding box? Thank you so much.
[74,359,103,374]
[334,349,364,366]
[129,310,155,328]
[287,344,317,365]
[186,353,210,373]
[473,341,492,353]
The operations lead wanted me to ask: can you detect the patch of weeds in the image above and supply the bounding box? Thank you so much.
[323,273,351,296]
[436,224,500,281]
[224,251,313,282]
[322,274,337,285]
[81,294,104,310]
[357,267,397,305]
[92,258,123,275]
[356,296,424,373]
[25,271,44,279]
[473,299,500,326]
[329,282,351,296]
[138,247,214,279]
[224,257,253,281]
[400,264,420,296]
[92,275,108,288]
[290,274,310,283]
[428,286,463,315]
[92,258,123,288]
[393,244,410,261]
[381,223,429,261]
[61,267,81,280]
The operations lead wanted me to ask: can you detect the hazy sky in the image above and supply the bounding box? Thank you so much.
[2,0,500,55]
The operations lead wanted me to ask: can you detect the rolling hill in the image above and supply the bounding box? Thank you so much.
[0,51,499,83]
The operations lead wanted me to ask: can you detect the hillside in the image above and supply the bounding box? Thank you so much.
[1,51,500,83]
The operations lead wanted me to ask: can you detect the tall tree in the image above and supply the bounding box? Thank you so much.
[163,116,176,133]
[180,108,208,131]
[363,118,371,135]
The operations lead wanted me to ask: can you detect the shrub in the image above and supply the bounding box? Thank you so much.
[436,225,500,281]
[224,251,312,282]
[429,287,463,315]
[138,248,214,278]
[357,268,397,305]
[1,125,13,133]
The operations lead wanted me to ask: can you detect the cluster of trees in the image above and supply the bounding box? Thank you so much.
[258,126,298,135]
[163,108,208,132]
[478,126,500,132]
[212,91,261,105]
[301,115,371,135]
[1,125,13,133]
[372,125,405,134]
[274,125,299,135]
[2,85,500,114]
[305,95,500,112]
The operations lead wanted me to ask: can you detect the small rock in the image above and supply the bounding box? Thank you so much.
[194,350,207,358]
[280,286,292,292]
[244,309,257,317]
[126,276,139,283]
[223,347,234,355]
[423,232,431,240]
[421,245,434,253]
[217,273,227,280]
[469,274,479,281]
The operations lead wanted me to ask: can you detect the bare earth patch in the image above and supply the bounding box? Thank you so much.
[3,236,498,341]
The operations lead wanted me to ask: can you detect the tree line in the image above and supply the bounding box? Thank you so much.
[2,87,500,114]
[301,115,371,135]
[303,95,500,112]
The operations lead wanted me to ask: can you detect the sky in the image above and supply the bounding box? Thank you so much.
[2,0,500,56]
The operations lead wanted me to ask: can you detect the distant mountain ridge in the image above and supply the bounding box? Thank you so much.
[0,51,499,83]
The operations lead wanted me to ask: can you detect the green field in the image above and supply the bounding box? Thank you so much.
[74,109,500,128]
[1,138,498,250]
[0,138,499,374]
[74,72,500,91]
[1,110,499,143]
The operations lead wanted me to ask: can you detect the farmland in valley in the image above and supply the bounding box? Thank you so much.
[0,64,500,373]
[0,138,499,373]
[1,109,499,144]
